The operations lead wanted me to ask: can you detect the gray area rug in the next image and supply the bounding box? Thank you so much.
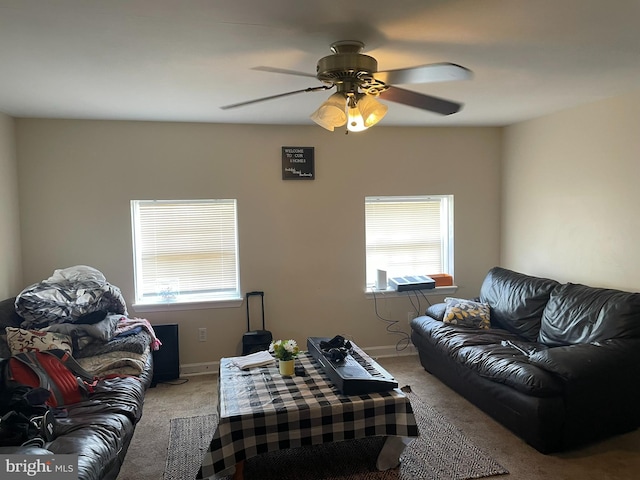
[164,391,508,480]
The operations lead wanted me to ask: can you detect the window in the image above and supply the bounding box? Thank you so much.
[365,195,453,288]
[131,199,240,306]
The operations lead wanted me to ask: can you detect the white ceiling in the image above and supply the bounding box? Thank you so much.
[1,0,639,127]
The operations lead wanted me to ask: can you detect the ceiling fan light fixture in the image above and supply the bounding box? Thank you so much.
[310,92,347,131]
[224,41,470,126]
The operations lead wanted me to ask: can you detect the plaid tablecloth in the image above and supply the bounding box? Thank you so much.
[197,349,419,478]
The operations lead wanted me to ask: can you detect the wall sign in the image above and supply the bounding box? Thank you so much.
[282,146,314,180]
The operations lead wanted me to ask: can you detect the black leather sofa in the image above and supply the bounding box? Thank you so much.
[410,266,640,453]
[0,296,153,480]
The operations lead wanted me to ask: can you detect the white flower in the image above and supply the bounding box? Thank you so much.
[269,339,299,360]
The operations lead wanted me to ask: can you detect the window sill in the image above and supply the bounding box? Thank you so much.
[132,297,243,313]
[364,286,458,299]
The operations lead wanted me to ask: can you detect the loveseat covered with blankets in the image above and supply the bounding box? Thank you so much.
[410,266,640,453]
[0,266,158,480]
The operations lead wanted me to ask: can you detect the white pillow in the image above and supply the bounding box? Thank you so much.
[6,327,73,355]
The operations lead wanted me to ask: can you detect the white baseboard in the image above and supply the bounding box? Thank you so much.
[179,344,417,377]
[364,343,418,359]
[180,361,220,376]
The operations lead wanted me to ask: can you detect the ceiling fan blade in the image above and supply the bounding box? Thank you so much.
[221,85,332,110]
[375,62,472,85]
[252,66,317,79]
[380,86,463,115]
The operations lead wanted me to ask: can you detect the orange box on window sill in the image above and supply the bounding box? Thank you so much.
[428,274,454,287]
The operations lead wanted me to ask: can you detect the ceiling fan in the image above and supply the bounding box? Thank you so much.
[221,40,473,132]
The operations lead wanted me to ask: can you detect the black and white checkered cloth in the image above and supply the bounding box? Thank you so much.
[197,350,419,478]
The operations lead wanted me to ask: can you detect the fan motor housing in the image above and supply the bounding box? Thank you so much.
[316,53,378,84]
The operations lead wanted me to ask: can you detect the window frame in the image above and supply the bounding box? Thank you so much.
[364,194,455,292]
[130,199,242,312]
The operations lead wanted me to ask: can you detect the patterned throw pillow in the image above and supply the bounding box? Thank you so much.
[443,297,491,329]
[6,327,73,355]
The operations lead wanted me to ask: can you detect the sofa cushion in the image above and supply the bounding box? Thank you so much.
[411,315,523,357]
[455,342,563,396]
[479,267,560,342]
[538,283,640,346]
[529,339,640,382]
[443,297,490,329]
[44,373,148,480]
[50,411,134,480]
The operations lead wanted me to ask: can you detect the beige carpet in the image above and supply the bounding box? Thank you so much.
[164,390,508,480]
[117,355,640,480]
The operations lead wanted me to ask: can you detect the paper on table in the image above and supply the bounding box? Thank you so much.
[231,350,274,370]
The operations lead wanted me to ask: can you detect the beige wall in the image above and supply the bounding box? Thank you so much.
[502,88,640,291]
[15,120,502,364]
[7,87,640,366]
[0,112,22,297]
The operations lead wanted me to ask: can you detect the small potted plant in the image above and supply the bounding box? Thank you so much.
[269,339,299,376]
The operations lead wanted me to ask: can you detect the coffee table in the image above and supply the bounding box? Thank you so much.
[197,347,419,479]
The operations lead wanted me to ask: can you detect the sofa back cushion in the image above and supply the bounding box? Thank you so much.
[538,283,640,346]
[0,297,22,333]
[479,267,560,341]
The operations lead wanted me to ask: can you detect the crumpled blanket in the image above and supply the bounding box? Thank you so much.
[115,316,162,351]
[76,348,150,377]
[16,265,128,329]
[74,330,151,359]
[43,314,119,350]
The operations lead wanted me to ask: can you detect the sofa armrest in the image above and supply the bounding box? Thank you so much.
[425,303,446,321]
[528,339,640,382]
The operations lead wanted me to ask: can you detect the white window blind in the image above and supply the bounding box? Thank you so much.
[365,195,453,287]
[131,199,240,305]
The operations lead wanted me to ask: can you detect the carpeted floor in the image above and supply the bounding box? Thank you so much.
[118,355,640,480]
[164,391,508,480]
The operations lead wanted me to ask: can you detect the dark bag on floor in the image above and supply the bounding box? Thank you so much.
[242,291,272,355]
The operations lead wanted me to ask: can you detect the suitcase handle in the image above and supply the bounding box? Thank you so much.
[246,291,265,331]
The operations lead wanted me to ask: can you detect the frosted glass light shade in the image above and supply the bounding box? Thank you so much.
[358,95,388,128]
[310,93,347,131]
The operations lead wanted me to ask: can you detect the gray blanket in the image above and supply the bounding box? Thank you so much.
[74,331,152,359]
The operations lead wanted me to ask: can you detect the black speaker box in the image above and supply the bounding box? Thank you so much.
[152,323,180,386]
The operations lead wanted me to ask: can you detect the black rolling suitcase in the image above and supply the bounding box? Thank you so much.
[242,291,272,355]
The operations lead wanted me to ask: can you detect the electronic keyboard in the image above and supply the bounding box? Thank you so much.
[307,336,398,395]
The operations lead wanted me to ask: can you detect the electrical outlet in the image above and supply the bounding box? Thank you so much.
[198,327,207,342]
[407,312,415,324]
